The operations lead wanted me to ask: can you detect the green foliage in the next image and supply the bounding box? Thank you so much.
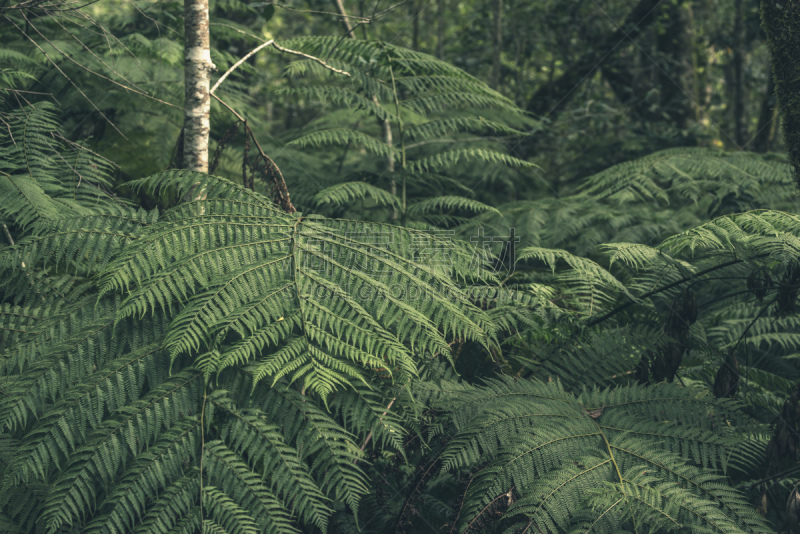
[436,377,771,533]
[277,37,537,226]
[2,14,799,530]
[0,102,494,533]
[100,170,494,395]
[0,102,118,229]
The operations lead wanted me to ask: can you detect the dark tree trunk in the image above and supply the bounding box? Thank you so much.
[733,0,747,147]
[761,0,800,188]
[411,0,420,50]
[526,0,662,121]
[436,0,445,58]
[655,0,695,130]
[601,49,654,123]
[491,0,503,88]
[751,70,777,152]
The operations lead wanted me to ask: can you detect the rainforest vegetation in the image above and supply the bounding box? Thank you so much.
[1,0,800,531]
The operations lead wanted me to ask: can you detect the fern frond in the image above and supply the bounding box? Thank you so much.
[202,485,260,534]
[202,440,302,534]
[38,371,203,533]
[314,181,401,208]
[83,420,202,534]
[407,148,533,174]
[406,196,501,217]
[660,210,800,262]
[209,389,332,530]
[101,172,494,397]
[517,246,634,313]
[439,378,769,533]
[289,129,399,159]
[405,116,526,140]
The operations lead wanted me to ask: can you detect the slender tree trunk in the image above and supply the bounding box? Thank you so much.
[491,0,503,88]
[601,49,653,122]
[655,0,695,130]
[333,0,354,36]
[436,0,445,58]
[732,0,747,147]
[333,0,398,219]
[411,0,420,50]
[761,0,800,188]
[521,0,662,158]
[751,71,777,152]
[183,0,214,174]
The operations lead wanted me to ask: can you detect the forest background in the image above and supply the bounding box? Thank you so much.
[2,0,800,532]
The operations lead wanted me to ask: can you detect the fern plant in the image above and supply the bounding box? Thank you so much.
[0,99,497,532]
[1,97,793,533]
[433,377,771,533]
[274,37,537,227]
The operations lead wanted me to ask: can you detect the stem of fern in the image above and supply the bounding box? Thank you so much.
[594,420,624,488]
[389,64,407,224]
[199,385,207,524]
[586,254,769,328]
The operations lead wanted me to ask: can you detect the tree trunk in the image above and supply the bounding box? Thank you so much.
[411,0,420,50]
[655,0,695,131]
[436,0,445,59]
[732,0,747,147]
[521,0,662,158]
[751,71,777,152]
[333,0,355,36]
[601,50,653,123]
[183,0,214,174]
[761,0,800,188]
[491,0,503,88]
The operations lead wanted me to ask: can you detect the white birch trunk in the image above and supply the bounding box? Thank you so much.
[183,0,214,174]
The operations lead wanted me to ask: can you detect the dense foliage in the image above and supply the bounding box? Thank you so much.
[2,0,800,532]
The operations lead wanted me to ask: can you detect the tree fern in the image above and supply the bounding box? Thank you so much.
[277,37,536,225]
[0,102,118,229]
[100,170,495,396]
[1,89,792,533]
[437,377,771,533]
[0,104,501,532]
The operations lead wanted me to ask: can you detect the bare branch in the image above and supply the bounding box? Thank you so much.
[260,1,369,21]
[208,24,351,80]
[354,397,396,462]
[210,39,274,95]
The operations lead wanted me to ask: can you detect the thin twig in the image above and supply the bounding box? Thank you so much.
[585,255,769,328]
[747,464,800,492]
[2,224,27,268]
[354,397,396,462]
[208,24,351,77]
[213,92,295,212]
[25,11,183,110]
[271,42,350,76]
[2,224,16,247]
[211,93,245,122]
[210,39,275,95]
[5,15,127,139]
[262,1,369,21]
